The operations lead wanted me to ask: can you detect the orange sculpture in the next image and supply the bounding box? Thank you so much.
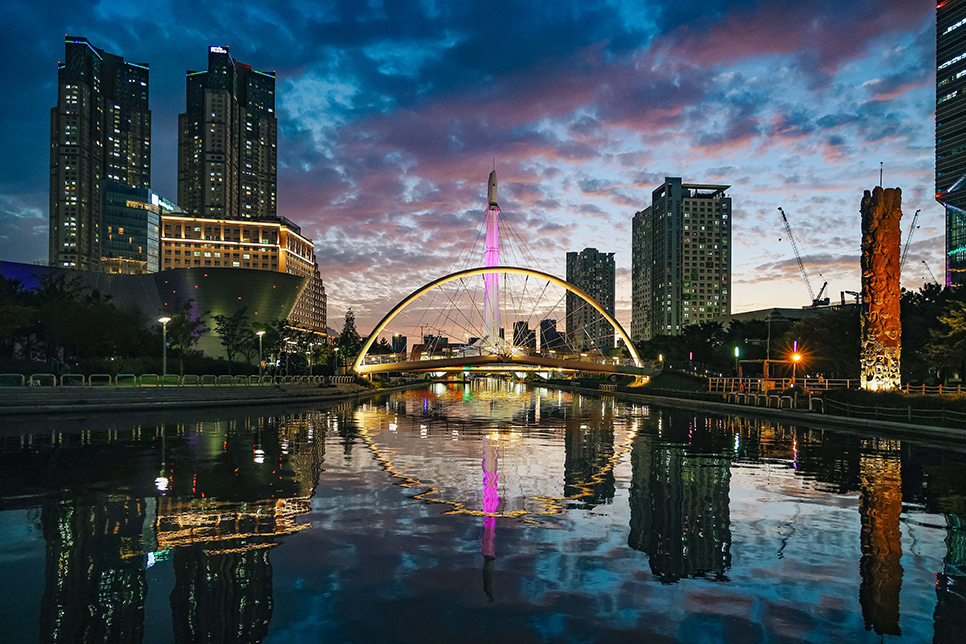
[860,187,902,391]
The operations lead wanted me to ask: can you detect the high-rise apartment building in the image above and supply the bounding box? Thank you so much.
[631,178,732,342]
[512,321,536,351]
[566,248,615,353]
[937,0,966,286]
[50,36,150,270]
[178,46,276,221]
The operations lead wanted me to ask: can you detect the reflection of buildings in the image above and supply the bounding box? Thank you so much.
[563,414,615,508]
[40,495,148,643]
[858,442,903,636]
[170,545,273,643]
[31,412,327,644]
[935,514,966,641]
[627,429,732,582]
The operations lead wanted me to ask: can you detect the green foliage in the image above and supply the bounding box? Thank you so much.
[212,307,251,367]
[925,300,966,381]
[903,284,966,384]
[338,309,363,356]
[781,308,860,379]
[164,300,208,376]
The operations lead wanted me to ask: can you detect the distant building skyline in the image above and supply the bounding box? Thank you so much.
[937,0,966,287]
[565,247,615,353]
[631,178,732,342]
[49,36,151,271]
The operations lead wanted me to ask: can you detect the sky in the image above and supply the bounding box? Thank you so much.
[0,0,943,335]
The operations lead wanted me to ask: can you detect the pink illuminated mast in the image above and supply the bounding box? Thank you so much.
[483,170,501,345]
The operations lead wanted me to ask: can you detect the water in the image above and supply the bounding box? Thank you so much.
[1,381,964,643]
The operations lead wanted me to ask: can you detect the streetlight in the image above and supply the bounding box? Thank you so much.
[158,316,171,378]
[734,346,740,376]
[256,330,266,377]
[791,352,802,386]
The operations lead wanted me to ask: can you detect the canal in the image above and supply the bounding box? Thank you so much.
[1,381,964,642]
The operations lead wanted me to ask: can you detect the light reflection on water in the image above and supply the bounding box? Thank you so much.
[0,381,964,643]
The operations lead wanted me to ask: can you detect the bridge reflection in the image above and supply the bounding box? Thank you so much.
[2,388,965,640]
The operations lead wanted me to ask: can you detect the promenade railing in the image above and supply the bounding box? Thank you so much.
[0,373,342,388]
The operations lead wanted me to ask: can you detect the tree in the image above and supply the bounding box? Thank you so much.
[212,308,250,369]
[338,309,363,356]
[165,300,207,376]
[925,300,966,382]
[781,308,860,379]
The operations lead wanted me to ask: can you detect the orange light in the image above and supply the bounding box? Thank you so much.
[792,353,802,362]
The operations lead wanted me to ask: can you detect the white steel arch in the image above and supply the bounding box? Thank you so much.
[352,266,642,373]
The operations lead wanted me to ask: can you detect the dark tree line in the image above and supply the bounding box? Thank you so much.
[634,284,966,385]
[0,273,154,374]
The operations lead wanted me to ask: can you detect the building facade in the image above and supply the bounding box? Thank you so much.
[178,46,277,221]
[49,36,150,271]
[938,0,966,286]
[160,214,326,333]
[631,178,732,342]
[101,181,178,274]
[565,248,615,353]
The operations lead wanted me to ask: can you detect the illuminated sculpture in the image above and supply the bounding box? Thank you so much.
[860,187,902,391]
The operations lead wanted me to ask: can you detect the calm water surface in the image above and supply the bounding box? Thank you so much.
[1,381,965,643]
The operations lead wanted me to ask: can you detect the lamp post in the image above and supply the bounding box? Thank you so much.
[158,317,171,379]
[334,347,340,375]
[734,346,740,375]
[256,330,265,377]
[791,352,802,387]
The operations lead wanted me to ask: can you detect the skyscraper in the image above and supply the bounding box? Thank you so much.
[178,46,276,221]
[49,36,150,271]
[166,47,324,335]
[565,248,615,353]
[937,0,966,286]
[631,178,732,342]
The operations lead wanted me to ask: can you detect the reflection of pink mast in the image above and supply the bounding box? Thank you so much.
[483,170,501,345]
[481,441,500,558]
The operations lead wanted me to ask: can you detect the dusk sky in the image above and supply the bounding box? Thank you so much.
[0,0,943,333]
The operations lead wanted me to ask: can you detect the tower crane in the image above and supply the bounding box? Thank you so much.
[899,209,921,273]
[922,260,940,285]
[778,207,828,307]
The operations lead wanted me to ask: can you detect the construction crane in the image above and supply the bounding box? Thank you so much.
[922,260,940,285]
[899,209,921,273]
[778,207,827,307]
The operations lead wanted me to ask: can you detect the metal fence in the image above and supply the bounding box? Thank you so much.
[0,373,340,388]
[823,398,966,427]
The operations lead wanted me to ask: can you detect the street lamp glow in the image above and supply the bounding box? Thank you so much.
[158,317,172,377]
[256,330,266,377]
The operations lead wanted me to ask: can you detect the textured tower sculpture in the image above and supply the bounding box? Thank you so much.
[860,187,902,391]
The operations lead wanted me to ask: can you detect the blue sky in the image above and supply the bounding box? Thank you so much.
[0,0,941,332]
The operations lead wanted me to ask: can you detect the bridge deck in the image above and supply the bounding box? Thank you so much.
[356,353,655,377]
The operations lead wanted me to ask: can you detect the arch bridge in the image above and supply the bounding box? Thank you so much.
[352,266,652,379]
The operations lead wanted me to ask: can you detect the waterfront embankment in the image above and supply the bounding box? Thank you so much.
[0,380,422,417]
[544,382,966,444]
